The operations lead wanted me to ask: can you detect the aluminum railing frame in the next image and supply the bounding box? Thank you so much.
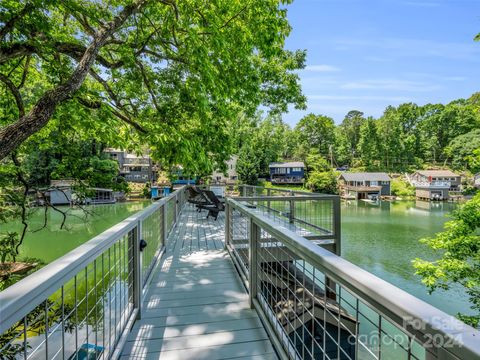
[225,197,480,360]
[0,186,186,359]
[232,195,341,257]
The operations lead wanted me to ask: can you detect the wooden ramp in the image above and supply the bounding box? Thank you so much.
[120,205,277,360]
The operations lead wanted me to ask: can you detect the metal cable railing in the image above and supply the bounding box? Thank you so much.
[225,197,480,360]
[0,187,186,360]
[234,195,340,251]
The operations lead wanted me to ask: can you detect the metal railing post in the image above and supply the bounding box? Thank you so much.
[333,197,341,256]
[173,195,177,225]
[289,190,295,224]
[133,221,143,319]
[248,218,259,309]
[267,188,271,213]
[225,201,231,250]
[163,202,168,243]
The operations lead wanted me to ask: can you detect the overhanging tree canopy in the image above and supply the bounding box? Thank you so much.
[0,0,306,171]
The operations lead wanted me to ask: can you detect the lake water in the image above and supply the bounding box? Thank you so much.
[2,199,472,318]
[341,199,472,318]
[7,201,150,263]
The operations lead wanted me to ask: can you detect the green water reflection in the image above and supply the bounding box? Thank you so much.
[4,201,150,263]
[341,200,472,317]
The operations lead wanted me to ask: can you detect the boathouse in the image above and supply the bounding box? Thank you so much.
[47,180,116,205]
[269,161,305,184]
[410,169,461,201]
[410,169,461,191]
[338,172,391,199]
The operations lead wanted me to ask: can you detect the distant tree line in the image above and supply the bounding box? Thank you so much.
[236,93,480,190]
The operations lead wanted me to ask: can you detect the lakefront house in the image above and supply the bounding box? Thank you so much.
[410,169,461,201]
[338,172,391,200]
[269,161,305,184]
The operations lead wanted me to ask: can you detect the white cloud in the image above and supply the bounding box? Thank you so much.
[331,37,480,61]
[443,76,467,81]
[304,64,341,72]
[363,56,392,62]
[401,1,441,7]
[340,79,443,92]
[405,72,468,82]
[307,94,412,102]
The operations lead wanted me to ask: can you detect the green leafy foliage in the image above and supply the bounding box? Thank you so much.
[234,112,294,183]
[234,93,480,191]
[357,117,380,170]
[305,150,330,173]
[335,110,366,165]
[0,232,19,263]
[390,177,415,198]
[445,130,480,172]
[284,94,480,172]
[292,95,480,172]
[236,144,261,185]
[306,170,338,194]
[293,113,335,160]
[304,150,338,193]
[0,0,306,173]
[413,193,480,328]
[467,149,480,175]
[0,1,306,268]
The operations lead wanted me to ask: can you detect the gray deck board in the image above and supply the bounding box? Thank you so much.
[121,205,277,360]
[120,341,275,360]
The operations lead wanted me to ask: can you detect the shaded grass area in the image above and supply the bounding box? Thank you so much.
[263,181,311,192]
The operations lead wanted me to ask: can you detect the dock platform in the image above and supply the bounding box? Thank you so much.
[120,205,277,360]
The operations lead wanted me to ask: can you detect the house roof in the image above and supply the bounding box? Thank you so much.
[269,162,305,168]
[340,172,391,182]
[414,170,460,177]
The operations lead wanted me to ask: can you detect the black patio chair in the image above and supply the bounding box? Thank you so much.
[186,186,210,211]
[198,190,225,220]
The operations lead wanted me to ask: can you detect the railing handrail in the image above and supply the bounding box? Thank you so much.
[242,184,316,196]
[202,183,333,198]
[233,195,338,201]
[226,197,480,359]
[0,186,185,334]
[413,181,451,188]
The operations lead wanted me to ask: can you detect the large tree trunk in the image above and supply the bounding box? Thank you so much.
[0,0,148,161]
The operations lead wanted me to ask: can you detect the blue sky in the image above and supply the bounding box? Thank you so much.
[282,0,480,125]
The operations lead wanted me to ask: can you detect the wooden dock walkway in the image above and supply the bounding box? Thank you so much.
[120,205,277,360]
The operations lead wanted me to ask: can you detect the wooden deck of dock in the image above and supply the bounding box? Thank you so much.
[120,205,277,360]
